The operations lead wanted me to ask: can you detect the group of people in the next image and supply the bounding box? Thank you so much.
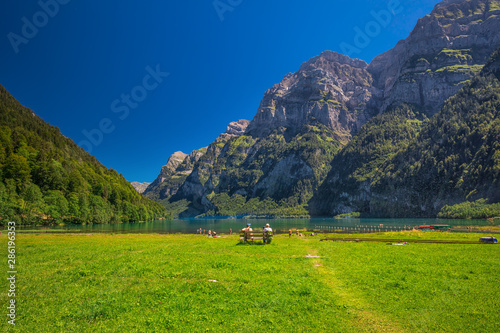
[288,229,315,237]
[198,225,318,241]
[197,228,220,237]
[198,223,275,243]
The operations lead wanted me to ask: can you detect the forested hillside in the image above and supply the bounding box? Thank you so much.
[309,104,427,215]
[0,84,166,225]
[370,69,500,216]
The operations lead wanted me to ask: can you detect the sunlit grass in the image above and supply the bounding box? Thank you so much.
[0,232,498,332]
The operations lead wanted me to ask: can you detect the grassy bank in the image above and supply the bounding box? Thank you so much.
[1,231,499,332]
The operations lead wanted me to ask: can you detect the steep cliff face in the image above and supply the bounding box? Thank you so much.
[143,149,206,201]
[369,0,500,115]
[369,68,500,217]
[247,51,380,141]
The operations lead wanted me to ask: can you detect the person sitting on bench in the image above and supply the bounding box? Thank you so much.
[263,223,273,244]
[242,223,253,242]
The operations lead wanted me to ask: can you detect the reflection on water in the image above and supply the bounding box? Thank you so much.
[12,217,490,234]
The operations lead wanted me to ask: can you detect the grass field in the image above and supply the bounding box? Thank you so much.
[1,231,499,332]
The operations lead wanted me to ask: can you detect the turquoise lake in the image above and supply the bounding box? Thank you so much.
[13,217,490,234]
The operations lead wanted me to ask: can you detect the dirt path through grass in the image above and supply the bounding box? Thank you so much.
[304,241,405,333]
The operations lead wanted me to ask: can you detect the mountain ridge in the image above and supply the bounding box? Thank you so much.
[146,0,500,218]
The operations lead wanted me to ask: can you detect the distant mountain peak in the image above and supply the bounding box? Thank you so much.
[164,151,188,172]
[130,182,151,194]
[170,151,188,160]
[299,51,368,72]
[246,50,378,139]
[218,119,250,141]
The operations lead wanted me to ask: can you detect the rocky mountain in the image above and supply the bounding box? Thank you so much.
[219,119,251,140]
[148,0,500,217]
[369,0,500,115]
[312,46,500,217]
[130,182,151,194]
[246,51,380,141]
[143,149,206,201]
[146,50,380,216]
[369,50,500,217]
[143,120,251,203]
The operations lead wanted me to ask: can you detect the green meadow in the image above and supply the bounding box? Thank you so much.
[1,231,499,332]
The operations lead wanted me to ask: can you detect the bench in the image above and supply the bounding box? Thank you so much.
[239,230,273,244]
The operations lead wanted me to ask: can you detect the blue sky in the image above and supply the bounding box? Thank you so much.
[0,0,441,182]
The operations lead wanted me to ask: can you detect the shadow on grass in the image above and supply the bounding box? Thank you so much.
[236,241,273,246]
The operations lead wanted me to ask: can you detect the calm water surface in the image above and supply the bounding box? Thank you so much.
[13,218,489,234]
